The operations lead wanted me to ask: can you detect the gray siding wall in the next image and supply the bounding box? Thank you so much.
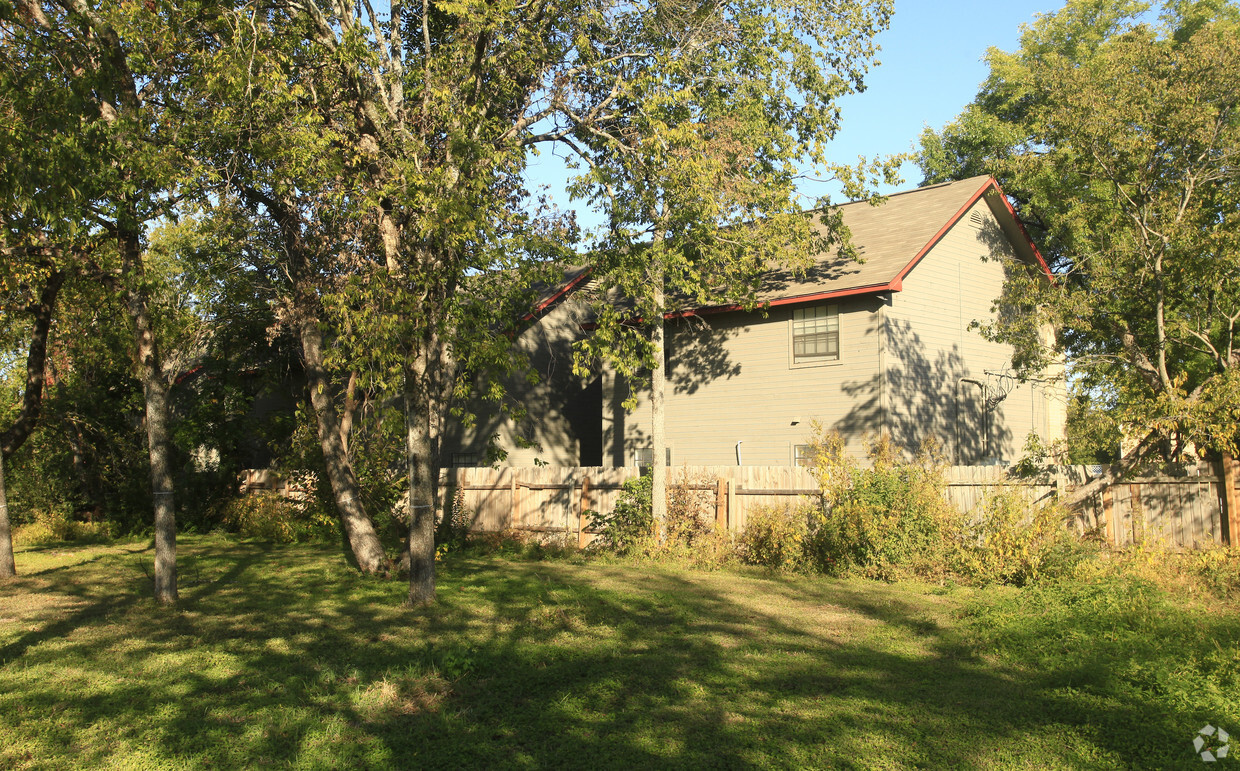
[884,198,1065,464]
[439,297,600,467]
[447,197,1066,469]
[604,296,886,466]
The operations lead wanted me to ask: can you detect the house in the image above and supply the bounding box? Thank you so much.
[440,175,1066,468]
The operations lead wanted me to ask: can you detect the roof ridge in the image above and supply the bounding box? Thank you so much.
[803,174,993,214]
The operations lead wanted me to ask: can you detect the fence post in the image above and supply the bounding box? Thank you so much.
[510,474,519,530]
[1103,485,1115,546]
[1222,453,1239,547]
[578,476,591,549]
[726,478,736,531]
[715,478,726,532]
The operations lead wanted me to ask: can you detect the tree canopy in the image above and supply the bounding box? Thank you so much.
[0,0,896,600]
[919,0,1240,463]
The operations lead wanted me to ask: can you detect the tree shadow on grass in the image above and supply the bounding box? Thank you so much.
[1,540,1234,768]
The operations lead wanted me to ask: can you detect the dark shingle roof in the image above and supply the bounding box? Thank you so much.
[539,175,1048,316]
[752,174,1038,306]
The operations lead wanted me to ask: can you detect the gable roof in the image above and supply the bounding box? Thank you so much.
[536,174,1050,319]
[735,174,1051,314]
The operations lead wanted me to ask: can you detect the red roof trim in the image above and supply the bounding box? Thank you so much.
[891,176,1053,285]
[890,177,993,288]
[664,282,894,321]
[989,181,1054,280]
[561,176,1055,328]
[526,267,593,320]
[578,282,894,329]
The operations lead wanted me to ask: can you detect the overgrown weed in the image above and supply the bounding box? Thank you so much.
[12,507,116,546]
[586,470,736,569]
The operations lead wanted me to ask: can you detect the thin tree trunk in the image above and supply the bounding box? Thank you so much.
[2,270,65,455]
[65,418,95,504]
[0,455,13,579]
[120,231,177,604]
[341,370,359,458]
[0,269,65,579]
[650,257,668,543]
[405,344,437,605]
[299,314,391,575]
[1154,250,1171,389]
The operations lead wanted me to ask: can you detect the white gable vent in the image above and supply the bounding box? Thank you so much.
[968,210,987,228]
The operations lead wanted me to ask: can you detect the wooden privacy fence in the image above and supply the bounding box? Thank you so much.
[438,463,1240,550]
[1064,470,1232,548]
[942,465,1233,548]
[439,466,820,546]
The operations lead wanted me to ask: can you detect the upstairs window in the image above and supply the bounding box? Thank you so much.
[792,305,839,364]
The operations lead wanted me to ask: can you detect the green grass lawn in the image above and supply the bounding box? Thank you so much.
[1,535,1237,769]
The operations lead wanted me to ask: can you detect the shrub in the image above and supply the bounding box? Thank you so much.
[684,528,736,570]
[13,506,116,546]
[804,430,955,580]
[737,503,811,572]
[954,486,1085,585]
[588,472,734,566]
[438,488,474,547]
[588,474,653,555]
[664,473,714,549]
[218,489,338,543]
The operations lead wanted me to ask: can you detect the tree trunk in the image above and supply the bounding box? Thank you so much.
[299,314,391,575]
[405,345,437,605]
[242,185,391,575]
[2,270,65,456]
[120,231,177,604]
[0,269,66,579]
[650,265,667,544]
[0,455,14,579]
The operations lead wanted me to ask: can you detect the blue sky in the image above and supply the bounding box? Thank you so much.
[525,1,1061,233]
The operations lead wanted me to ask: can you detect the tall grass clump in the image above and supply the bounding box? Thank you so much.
[217,485,339,543]
[13,505,116,546]
[734,427,1099,585]
[736,503,812,572]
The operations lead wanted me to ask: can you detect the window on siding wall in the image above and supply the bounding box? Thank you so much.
[634,447,672,468]
[792,305,839,364]
[793,444,814,467]
[451,452,478,467]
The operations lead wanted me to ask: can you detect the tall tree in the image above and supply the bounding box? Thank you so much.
[0,0,224,601]
[918,0,1240,477]
[153,0,897,602]
[194,9,441,577]
[270,0,897,600]
[568,0,895,533]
